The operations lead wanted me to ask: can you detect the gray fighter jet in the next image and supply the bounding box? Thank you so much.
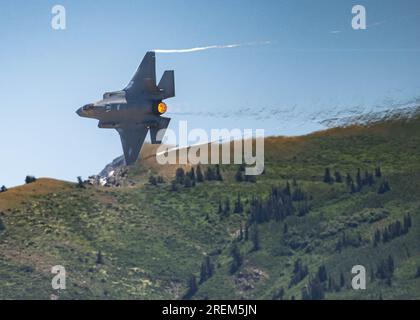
[76,51,174,165]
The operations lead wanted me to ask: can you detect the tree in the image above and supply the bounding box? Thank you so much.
[96,251,104,264]
[375,166,382,178]
[222,199,230,217]
[350,181,357,194]
[0,185,7,193]
[334,171,343,183]
[323,168,333,184]
[199,256,214,284]
[339,272,345,288]
[205,166,216,181]
[234,194,244,214]
[77,176,86,188]
[356,169,362,191]
[148,175,157,186]
[346,173,353,186]
[244,222,249,241]
[175,168,185,184]
[250,224,260,251]
[302,278,325,300]
[272,287,285,300]
[378,181,391,194]
[215,165,223,181]
[0,218,5,232]
[184,176,192,188]
[229,242,243,274]
[189,168,196,183]
[196,165,204,182]
[283,223,288,235]
[235,169,244,182]
[171,180,178,192]
[25,175,37,184]
[317,265,328,283]
[183,275,198,299]
[244,174,256,183]
[415,266,420,278]
[238,223,244,241]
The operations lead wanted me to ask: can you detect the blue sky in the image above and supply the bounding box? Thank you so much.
[1,0,420,187]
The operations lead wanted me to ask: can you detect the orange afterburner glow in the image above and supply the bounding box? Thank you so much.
[157,102,167,114]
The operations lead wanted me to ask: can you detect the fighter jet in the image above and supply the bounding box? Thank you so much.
[76,51,174,165]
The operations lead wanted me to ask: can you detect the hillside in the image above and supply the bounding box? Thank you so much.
[1,116,420,300]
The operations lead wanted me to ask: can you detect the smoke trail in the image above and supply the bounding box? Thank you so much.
[153,41,271,53]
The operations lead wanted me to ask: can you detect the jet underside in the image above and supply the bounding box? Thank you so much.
[77,52,175,165]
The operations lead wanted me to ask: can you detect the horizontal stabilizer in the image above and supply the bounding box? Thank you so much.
[150,117,171,144]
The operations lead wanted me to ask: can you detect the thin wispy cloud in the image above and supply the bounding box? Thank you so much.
[153,41,271,53]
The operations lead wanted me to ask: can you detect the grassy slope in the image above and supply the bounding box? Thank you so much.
[1,117,420,299]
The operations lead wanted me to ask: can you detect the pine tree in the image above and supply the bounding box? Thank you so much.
[189,168,196,183]
[171,180,178,192]
[149,175,157,186]
[350,181,357,193]
[175,168,185,184]
[375,166,382,178]
[205,166,216,181]
[196,165,204,182]
[0,217,5,232]
[234,194,244,214]
[415,266,420,278]
[387,255,395,275]
[199,256,214,284]
[244,222,249,241]
[235,169,244,182]
[225,199,230,213]
[77,176,85,188]
[229,242,243,274]
[334,171,343,183]
[272,287,285,300]
[25,175,37,184]
[239,223,244,241]
[323,168,333,184]
[218,200,223,214]
[183,275,198,299]
[96,251,104,264]
[346,173,353,186]
[339,272,345,288]
[215,165,223,181]
[251,224,260,251]
[184,176,192,188]
[317,265,328,282]
[356,169,362,191]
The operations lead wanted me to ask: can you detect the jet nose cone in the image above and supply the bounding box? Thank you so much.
[77,104,94,117]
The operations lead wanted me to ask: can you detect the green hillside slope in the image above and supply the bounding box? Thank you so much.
[1,117,420,300]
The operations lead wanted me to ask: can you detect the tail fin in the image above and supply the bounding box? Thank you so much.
[158,71,175,99]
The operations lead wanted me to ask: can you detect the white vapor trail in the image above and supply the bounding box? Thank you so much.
[153,41,271,53]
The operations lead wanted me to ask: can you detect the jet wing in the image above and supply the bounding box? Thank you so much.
[124,51,158,95]
[117,127,149,165]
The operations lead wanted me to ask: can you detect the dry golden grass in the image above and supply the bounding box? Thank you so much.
[0,178,73,212]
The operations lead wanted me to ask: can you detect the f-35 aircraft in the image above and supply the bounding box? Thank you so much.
[77,52,175,165]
